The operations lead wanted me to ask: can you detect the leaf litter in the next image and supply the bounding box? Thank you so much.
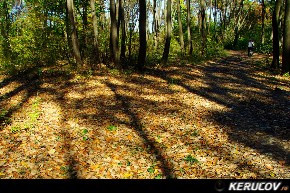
[0,51,289,179]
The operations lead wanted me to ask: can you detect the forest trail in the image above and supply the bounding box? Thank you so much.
[0,50,289,179]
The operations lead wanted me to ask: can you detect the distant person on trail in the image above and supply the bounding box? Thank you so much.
[248,39,254,56]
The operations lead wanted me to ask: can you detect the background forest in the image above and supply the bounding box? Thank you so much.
[0,0,289,74]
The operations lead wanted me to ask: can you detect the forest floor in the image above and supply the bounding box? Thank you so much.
[0,50,289,179]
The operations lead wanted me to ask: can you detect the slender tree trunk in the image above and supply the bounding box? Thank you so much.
[138,0,147,71]
[155,1,161,49]
[0,0,12,59]
[271,0,283,69]
[261,0,265,44]
[187,0,193,55]
[80,1,88,58]
[66,0,83,66]
[119,0,126,64]
[200,0,206,54]
[177,0,185,53]
[153,0,159,49]
[233,0,244,49]
[90,0,100,63]
[208,0,212,34]
[110,0,120,65]
[213,0,217,42]
[161,0,172,65]
[282,0,290,74]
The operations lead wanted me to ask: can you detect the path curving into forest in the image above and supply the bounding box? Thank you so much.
[0,50,289,179]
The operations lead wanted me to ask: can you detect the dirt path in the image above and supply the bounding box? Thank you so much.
[0,51,289,179]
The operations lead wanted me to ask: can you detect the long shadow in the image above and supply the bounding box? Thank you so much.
[143,54,290,168]
[0,70,80,179]
[105,81,175,179]
[0,76,41,129]
[38,71,79,179]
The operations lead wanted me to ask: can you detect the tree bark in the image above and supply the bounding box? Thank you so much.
[208,0,212,34]
[177,0,185,53]
[0,0,13,60]
[119,0,126,64]
[161,0,172,65]
[261,0,265,44]
[66,0,83,66]
[187,0,193,55]
[138,0,147,71]
[90,0,100,63]
[282,0,290,74]
[110,0,120,65]
[271,0,283,69]
[200,0,206,54]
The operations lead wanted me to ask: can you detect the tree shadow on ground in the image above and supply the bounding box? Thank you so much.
[144,53,290,168]
[1,52,289,179]
[105,81,175,178]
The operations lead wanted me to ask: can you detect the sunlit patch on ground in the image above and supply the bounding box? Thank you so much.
[0,51,289,179]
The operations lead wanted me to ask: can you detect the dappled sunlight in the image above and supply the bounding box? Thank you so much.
[0,51,289,179]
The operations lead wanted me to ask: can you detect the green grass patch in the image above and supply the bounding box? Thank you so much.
[184,155,199,165]
[107,125,118,132]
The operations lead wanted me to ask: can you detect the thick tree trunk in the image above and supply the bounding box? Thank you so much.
[282,0,290,74]
[161,0,172,65]
[90,0,100,63]
[187,0,193,55]
[138,0,147,71]
[110,0,120,65]
[66,0,83,66]
[271,0,283,69]
[177,0,185,53]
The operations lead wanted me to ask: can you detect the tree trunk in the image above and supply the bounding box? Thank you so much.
[161,0,172,65]
[110,0,120,65]
[66,0,83,66]
[177,0,185,53]
[200,0,206,55]
[271,0,283,69]
[208,0,212,34]
[119,0,126,64]
[261,0,265,44]
[90,0,100,63]
[153,0,157,49]
[0,0,13,60]
[282,0,290,74]
[213,0,217,42]
[187,0,193,55]
[138,0,147,71]
[155,1,161,49]
[80,0,88,58]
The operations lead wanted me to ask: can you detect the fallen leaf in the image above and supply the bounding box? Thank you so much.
[265,164,273,170]
[48,149,56,155]
[123,173,133,178]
